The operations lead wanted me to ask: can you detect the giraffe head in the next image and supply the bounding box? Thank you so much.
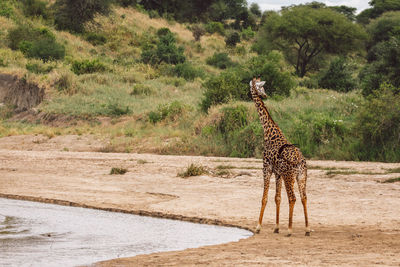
[250,78,267,98]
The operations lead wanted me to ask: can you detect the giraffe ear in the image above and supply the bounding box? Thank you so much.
[257,81,266,87]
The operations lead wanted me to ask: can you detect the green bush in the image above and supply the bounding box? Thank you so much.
[318,57,357,92]
[107,103,130,116]
[173,62,204,81]
[8,26,65,61]
[141,28,185,65]
[130,84,154,96]
[205,22,225,35]
[200,70,246,112]
[148,101,186,123]
[225,32,241,47]
[206,52,236,69]
[71,59,107,75]
[0,1,14,18]
[241,26,255,40]
[54,0,112,33]
[230,121,263,158]
[85,32,107,46]
[354,83,400,162]
[22,0,49,19]
[116,0,136,7]
[26,62,55,74]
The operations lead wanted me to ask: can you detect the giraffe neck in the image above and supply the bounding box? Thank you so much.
[250,82,287,147]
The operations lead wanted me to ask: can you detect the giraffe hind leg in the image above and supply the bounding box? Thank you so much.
[274,175,282,233]
[297,167,310,236]
[283,175,296,237]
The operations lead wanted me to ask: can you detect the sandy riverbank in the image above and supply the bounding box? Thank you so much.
[0,135,399,266]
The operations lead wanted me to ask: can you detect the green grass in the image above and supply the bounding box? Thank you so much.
[385,167,400,174]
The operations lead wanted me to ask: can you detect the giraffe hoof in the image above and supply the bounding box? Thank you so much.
[273,228,279,234]
[286,233,292,237]
[255,228,260,234]
[305,232,311,236]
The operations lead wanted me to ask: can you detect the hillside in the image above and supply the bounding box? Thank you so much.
[0,1,399,162]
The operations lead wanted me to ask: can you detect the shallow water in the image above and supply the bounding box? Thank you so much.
[0,198,252,267]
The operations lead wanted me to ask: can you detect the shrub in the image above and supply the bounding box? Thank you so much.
[178,163,208,178]
[241,26,255,40]
[225,32,241,47]
[130,84,154,96]
[8,26,65,61]
[148,101,186,123]
[206,52,236,69]
[141,28,185,65]
[218,105,248,136]
[354,83,400,162]
[0,1,14,18]
[85,32,107,46]
[318,57,357,92]
[53,70,78,95]
[26,62,55,74]
[173,62,204,81]
[110,167,127,175]
[205,22,225,35]
[71,59,107,75]
[53,0,112,33]
[22,0,49,19]
[200,70,246,112]
[116,0,136,7]
[192,24,206,42]
[107,103,130,116]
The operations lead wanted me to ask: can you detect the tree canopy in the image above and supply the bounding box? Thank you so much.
[254,6,366,77]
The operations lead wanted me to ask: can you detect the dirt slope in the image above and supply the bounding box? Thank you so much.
[0,135,399,266]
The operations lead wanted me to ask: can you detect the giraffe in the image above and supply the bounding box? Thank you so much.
[250,77,310,236]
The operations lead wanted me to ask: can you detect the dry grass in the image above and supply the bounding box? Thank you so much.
[178,163,208,178]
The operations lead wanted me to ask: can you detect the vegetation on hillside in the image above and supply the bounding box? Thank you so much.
[0,0,399,162]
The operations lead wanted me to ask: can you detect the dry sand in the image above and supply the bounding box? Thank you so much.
[0,135,399,266]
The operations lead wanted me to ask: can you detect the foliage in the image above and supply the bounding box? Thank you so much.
[173,62,204,81]
[241,26,255,40]
[22,0,49,19]
[0,0,14,18]
[71,59,107,75]
[26,62,55,74]
[357,0,400,24]
[201,52,295,111]
[206,52,236,69]
[116,0,137,7]
[354,83,400,162]
[249,3,261,16]
[225,31,240,47]
[244,52,296,97]
[130,84,154,96]
[330,5,356,21]
[255,5,366,77]
[8,26,65,61]
[178,163,208,177]
[360,12,400,95]
[141,28,185,65]
[318,57,357,92]
[191,24,206,42]
[85,32,107,46]
[204,22,225,35]
[53,0,112,33]
[148,101,186,123]
[200,70,246,112]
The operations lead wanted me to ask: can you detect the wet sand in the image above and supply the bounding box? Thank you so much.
[0,135,399,266]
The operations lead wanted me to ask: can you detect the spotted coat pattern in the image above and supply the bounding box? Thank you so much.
[250,79,310,236]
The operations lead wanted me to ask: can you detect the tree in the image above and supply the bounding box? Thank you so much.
[357,0,400,24]
[53,0,112,33]
[359,12,400,95]
[255,6,366,77]
[330,5,357,21]
[191,24,206,42]
[249,3,261,16]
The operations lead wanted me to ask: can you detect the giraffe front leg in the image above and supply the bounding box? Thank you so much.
[256,166,272,234]
[274,175,282,234]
